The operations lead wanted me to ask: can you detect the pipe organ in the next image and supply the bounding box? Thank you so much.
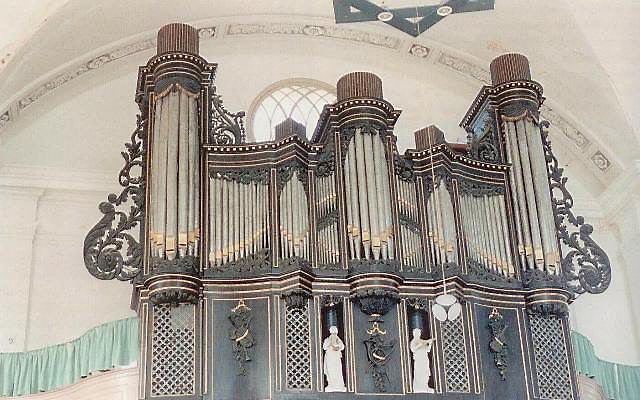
[84,23,612,400]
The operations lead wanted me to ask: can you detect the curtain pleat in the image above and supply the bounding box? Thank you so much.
[0,317,138,397]
[572,331,639,400]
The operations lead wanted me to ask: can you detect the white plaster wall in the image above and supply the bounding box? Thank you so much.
[3,367,137,400]
[0,185,135,352]
[0,34,637,366]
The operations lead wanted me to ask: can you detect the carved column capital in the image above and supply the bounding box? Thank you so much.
[282,289,312,309]
[351,289,399,317]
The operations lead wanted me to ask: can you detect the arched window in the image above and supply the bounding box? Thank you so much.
[247,79,336,142]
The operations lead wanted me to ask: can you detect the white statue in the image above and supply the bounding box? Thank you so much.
[323,325,347,392]
[410,328,435,393]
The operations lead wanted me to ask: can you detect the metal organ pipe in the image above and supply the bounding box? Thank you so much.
[525,121,560,273]
[279,171,310,261]
[316,172,338,265]
[503,114,560,274]
[425,177,457,266]
[396,177,421,269]
[343,128,394,261]
[208,176,270,267]
[149,85,200,262]
[458,190,514,277]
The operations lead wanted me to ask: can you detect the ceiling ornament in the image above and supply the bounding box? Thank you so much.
[333,0,495,37]
[225,23,401,49]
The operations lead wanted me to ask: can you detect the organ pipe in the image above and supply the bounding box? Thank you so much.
[396,178,422,269]
[208,176,270,267]
[343,128,394,261]
[279,171,310,260]
[503,115,560,274]
[459,190,514,277]
[316,172,339,265]
[148,84,200,261]
[423,177,457,267]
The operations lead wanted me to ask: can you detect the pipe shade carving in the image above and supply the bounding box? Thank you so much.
[83,113,146,281]
[543,122,611,295]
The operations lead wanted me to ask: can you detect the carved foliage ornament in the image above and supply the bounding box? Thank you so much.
[469,116,501,163]
[364,322,395,392]
[340,122,388,162]
[457,177,504,197]
[466,260,515,285]
[394,155,415,182]
[209,85,246,145]
[542,121,611,296]
[150,289,199,306]
[352,289,399,317]
[212,167,270,185]
[355,290,398,392]
[211,248,271,273]
[150,255,199,275]
[488,308,508,380]
[228,300,255,375]
[407,297,429,312]
[316,138,336,178]
[317,209,339,231]
[279,256,311,270]
[83,113,146,281]
[282,290,311,309]
[277,161,309,194]
[321,295,344,308]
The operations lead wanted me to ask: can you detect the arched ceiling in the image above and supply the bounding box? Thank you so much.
[0,0,638,205]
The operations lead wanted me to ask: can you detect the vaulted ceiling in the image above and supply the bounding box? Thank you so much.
[0,0,638,203]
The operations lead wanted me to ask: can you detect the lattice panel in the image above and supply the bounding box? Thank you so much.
[285,303,312,389]
[530,314,573,400]
[151,303,195,396]
[441,317,470,393]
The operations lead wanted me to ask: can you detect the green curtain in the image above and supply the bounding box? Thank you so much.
[572,331,640,400]
[0,317,138,397]
[2,319,639,398]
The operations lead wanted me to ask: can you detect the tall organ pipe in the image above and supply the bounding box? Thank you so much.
[278,171,310,260]
[343,128,394,262]
[208,177,270,267]
[148,85,200,262]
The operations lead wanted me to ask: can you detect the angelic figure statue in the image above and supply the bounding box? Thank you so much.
[410,328,435,393]
[323,325,347,392]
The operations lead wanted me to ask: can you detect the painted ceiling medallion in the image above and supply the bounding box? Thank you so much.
[333,0,495,37]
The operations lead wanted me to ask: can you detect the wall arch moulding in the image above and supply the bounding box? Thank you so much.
[0,17,620,185]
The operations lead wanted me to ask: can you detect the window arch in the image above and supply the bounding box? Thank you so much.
[247,78,336,142]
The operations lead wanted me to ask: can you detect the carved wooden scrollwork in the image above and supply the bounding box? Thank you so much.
[277,161,309,194]
[316,139,336,178]
[209,85,246,145]
[542,121,611,296]
[228,299,255,375]
[488,308,508,380]
[83,114,146,281]
[211,248,271,273]
[470,117,501,163]
[212,167,270,185]
[364,322,395,392]
[394,155,415,182]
